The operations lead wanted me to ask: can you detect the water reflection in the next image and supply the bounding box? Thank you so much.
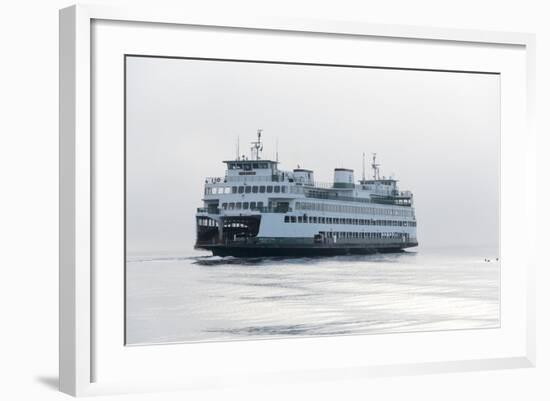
[126,247,500,345]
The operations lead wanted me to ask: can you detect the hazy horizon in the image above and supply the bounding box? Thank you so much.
[126,56,500,255]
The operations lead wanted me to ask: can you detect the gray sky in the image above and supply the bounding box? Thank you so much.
[126,56,500,255]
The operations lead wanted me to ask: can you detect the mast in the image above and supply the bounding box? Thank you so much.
[362,152,366,182]
[250,129,263,160]
[371,153,380,180]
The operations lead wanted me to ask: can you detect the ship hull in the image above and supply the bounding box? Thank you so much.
[196,240,418,257]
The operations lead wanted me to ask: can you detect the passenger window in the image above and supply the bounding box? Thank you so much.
[290,216,296,223]
[243,202,249,209]
[281,186,287,193]
[232,186,237,194]
[298,216,303,223]
[229,203,235,210]
[222,203,227,209]
[245,186,252,193]
[236,202,242,209]
[284,216,290,223]
[250,202,256,209]
[238,186,244,194]
[260,186,266,193]
[257,202,264,208]
[274,186,280,193]
[267,186,273,193]
[252,186,258,193]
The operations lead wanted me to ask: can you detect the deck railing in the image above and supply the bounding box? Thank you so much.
[197,206,292,214]
[196,207,220,214]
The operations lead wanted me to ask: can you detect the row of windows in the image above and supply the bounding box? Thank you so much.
[284,215,417,227]
[295,201,411,217]
[205,185,287,195]
[227,162,270,170]
[221,201,265,211]
[321,231,409,240]
[197,217,219,227]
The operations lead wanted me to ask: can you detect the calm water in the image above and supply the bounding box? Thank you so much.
[125,246,500,345]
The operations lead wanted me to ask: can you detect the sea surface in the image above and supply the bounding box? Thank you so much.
[125,246,500,345]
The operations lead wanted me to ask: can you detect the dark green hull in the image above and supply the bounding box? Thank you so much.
[196,238,418,257]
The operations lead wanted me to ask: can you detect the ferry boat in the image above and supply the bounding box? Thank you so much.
[195,130,418,257]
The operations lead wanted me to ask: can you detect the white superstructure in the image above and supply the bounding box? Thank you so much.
[196,131,418,256]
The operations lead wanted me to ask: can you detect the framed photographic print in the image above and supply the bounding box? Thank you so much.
[59,4,536,396]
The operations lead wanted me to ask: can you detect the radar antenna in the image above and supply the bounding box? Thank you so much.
[250,129,263,160]
[371,153,380,180]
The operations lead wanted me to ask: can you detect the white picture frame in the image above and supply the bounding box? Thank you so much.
[59,4,536,397]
